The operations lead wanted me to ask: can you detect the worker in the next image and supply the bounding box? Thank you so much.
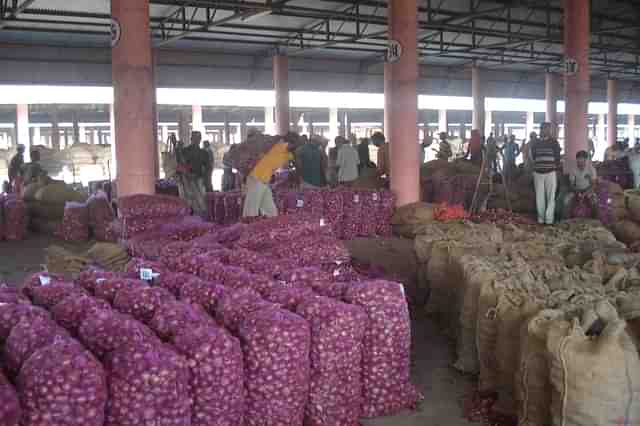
[465,130,482,164]
[434,132,452,161]
[357,137,372,172]
[484,135,500,176]
[8,144,25,193]
[522,132,537,172]
[587,138,596,160]
[502,134,521,179]
[221,151,236,192]
[563,150,598,219]
[202,141,215,193]
[296,135,326,189]
[372,132,389,177]
[22,149,46,185]
[336,136,360,185]
[532,122,562,225]
[175,131,208,216]
[243,133,301,218]
[627,141,640,188]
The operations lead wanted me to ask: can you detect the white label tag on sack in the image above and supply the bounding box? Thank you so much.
[140,268,153,282]
[354,195,360,203]
[96,278,106,284]
[319,218,326,227]
[399,283,405,297]
[39,276,51,286]
[333,269,340,277]
[372,193,379,201]
[296,199,304,208]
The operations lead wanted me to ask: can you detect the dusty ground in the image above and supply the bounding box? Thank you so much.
[0,235,475,426]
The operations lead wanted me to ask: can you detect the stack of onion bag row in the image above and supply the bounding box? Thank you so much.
[1,194,28,241]
[423,219,640,426]
[0,257,421,426]
[112,194,192,240]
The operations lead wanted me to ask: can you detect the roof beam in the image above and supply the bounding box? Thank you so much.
[0,0,36,29]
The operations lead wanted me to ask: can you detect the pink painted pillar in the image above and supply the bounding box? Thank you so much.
[111,0,157,196]
[608,79,618,146]
[545,73,559,124]
[563,0,590,164]
[16,104,30,161]
[385,0,419,206]
[471,66,485,133]
[273,54,290,136]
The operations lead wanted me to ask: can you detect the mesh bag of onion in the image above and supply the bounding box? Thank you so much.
[104,341,191,426]
[376,190,396,237]
[296,295,367,426]
[341,190,363,240]
[78,309,158,358]
[118,193,190,219]
[239,308,311,426]
[4,197,28,241]
[0,369,20,426]
[56,202,89,242]
[264,286,314,311]
[224,191,244,224]
[343,280,423,417]
[21,272,65,299]
[18,338,108,426]
[154,271,201,297]
[113,285,174,323]
[179,277,227,315]
[0,303,50,341]
[94,277,148,304]
[51,293,110,334]
[323,190,344,236]
[357,190,380,237]
[87,194,115,241]
[149,300,213,341]
[31,282,85,309]
[303,190,325,216]
[74,269,117,294]
[4,316,70,376]
[216,288,279,333]
[174,325,245,426]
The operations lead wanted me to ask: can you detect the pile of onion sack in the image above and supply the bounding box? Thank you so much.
[112,194,191,240]
[2,195,28,241]
[56,202,90,242]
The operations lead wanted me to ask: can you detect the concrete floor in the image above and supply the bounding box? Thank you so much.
[0,235,475,426]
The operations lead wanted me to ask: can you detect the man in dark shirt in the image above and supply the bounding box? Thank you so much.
[531,122,561,225]
[357,138,373,171]
[8,145,25,190]
[202,140,214,193]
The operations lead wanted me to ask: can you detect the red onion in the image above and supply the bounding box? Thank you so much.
[296,295,367,426]
[74,270,118,294]
[21,272,65,299]
[87,194,115,241]
[31,282,85,309]
[18,338,107,426]
[174,325,245,426]
[0,303,50,341]
[323,190,344,236]
[179,278,227,315]
[264,286,314,311]
[0,369,20,426]
[343,280,423,417]
[118,194,190,219]
[358,190,380,237]
[216,288,279,333]
[239,308,311,426]
[160,215,218,241]
[154,272,197,297]
[113,285,174,323]
[149,300,213,342]
[124,258,167,278]
[376,190,396,237]
[4,197,28,241]
[56,202,89,242]
[94,278,148,304]
[341,190,362,240]
[51,293,110,334]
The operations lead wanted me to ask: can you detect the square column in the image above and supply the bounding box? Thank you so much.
[526,111,535,136]
[273,54,290,136]
[110,104,117,178]
[438,109,448,134]
[192,105,204,135]
[545,73,559,124]
[629,114,636,140]
[608,79,618,146]
[485,110,493,138]
[597,113,606,145]
[329,107,339,144]
[472,66,485,133]
[16,104,30,161]
[264,107,275,135]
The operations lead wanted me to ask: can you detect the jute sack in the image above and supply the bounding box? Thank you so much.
[477,279,509,393]
[516,309,564,426]
[494,290,543,416]
[414,225,447,263]
[391,202,436,238]
[616,292,640,353]
[625,189,640,222]
[547,307,640,426]
[611,220,640,246]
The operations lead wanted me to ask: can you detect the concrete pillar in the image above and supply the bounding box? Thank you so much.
[161,126,169,144]
[79,126,87,143]
[72,112,80,145]
[33,126,41,146]
[112,0,156,195]
[526,111,535,136]
[597,113,606,144]
[438,109,448,134]
[339,112,346,138]
[264,107,275,135]
[192,105,204,136]
[472,66,485,134]
[545,73,559,124]
[93,129,99,145]
[384,62,392,136]
[240,112,248,141]
[329,107,339,143]
[109,104,117,178]
[629,114,636,140]
[344,112,352,139]
[16,104,30,161]
[273,54,290,136]
[485,110,493,138]
[178,110,189,144]
[385,0,419,206]
[223,112,231,144]
[563,0,590,164]
[51,107,60,151]
[608,79,618,146]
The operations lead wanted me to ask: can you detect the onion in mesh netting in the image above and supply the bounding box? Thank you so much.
[0,369,20,426]
[303,190,325,216]
[179,278,227,315]
[4,316,70,376]
[239,308,311,426]
[172,251,228,275]
[313,281,351,299]
[78,309,158,358]
[104,341,192,426]
[270,235,350,267]
[18,338,107,426]
[124,258,167,277]
[358,190,380,237]
[174,325,244,426]
[31,282,86,309]
[198,261,232,283]
[376,190,396,237]
[0,284,26,304]
[118,193,190,218]
[51,293,110,334]
[113,285,174,323]
[126,233,175,260]
[56,202,89,242]
[4,197,28,241]
[223,248,283,277]
[264,286,314,311]
[214,222,246,245]
[149,300,213,342]
[160,216,218,241]
[0,303,50,342]
[87,195,115,242]
[154,272,198,297]
[191,233,227,250]
[21,272,65,299]
[94,278,148,303]
[216,288,279,333]
[74,269,118,294]
[341,190,363,240]
[343,280,423,417]
[296,295,368,426]
[160,243,208,270]
[278,267,332,288]
[323,190,344,236]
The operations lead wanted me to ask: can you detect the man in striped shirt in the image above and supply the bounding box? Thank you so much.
[531,122,562,225]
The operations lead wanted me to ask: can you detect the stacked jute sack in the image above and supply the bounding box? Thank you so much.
[423,218,640,426]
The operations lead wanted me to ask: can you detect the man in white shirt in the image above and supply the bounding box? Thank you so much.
[627,141,640,188]
[563,150,598,219]
[336,137,360,185]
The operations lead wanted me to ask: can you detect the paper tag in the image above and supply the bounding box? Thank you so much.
[39,275,51,286]
[296,199,304,208]
[353,195,360,203]
[140,268,153,282]
[96,278,106,284]
[333,270,340,277]
[335,261,344,266]
[399,283,405,297]
[372,193,379,201]
[319,218,326,227]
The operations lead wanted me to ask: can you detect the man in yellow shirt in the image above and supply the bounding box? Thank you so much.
[243,133,300,217]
